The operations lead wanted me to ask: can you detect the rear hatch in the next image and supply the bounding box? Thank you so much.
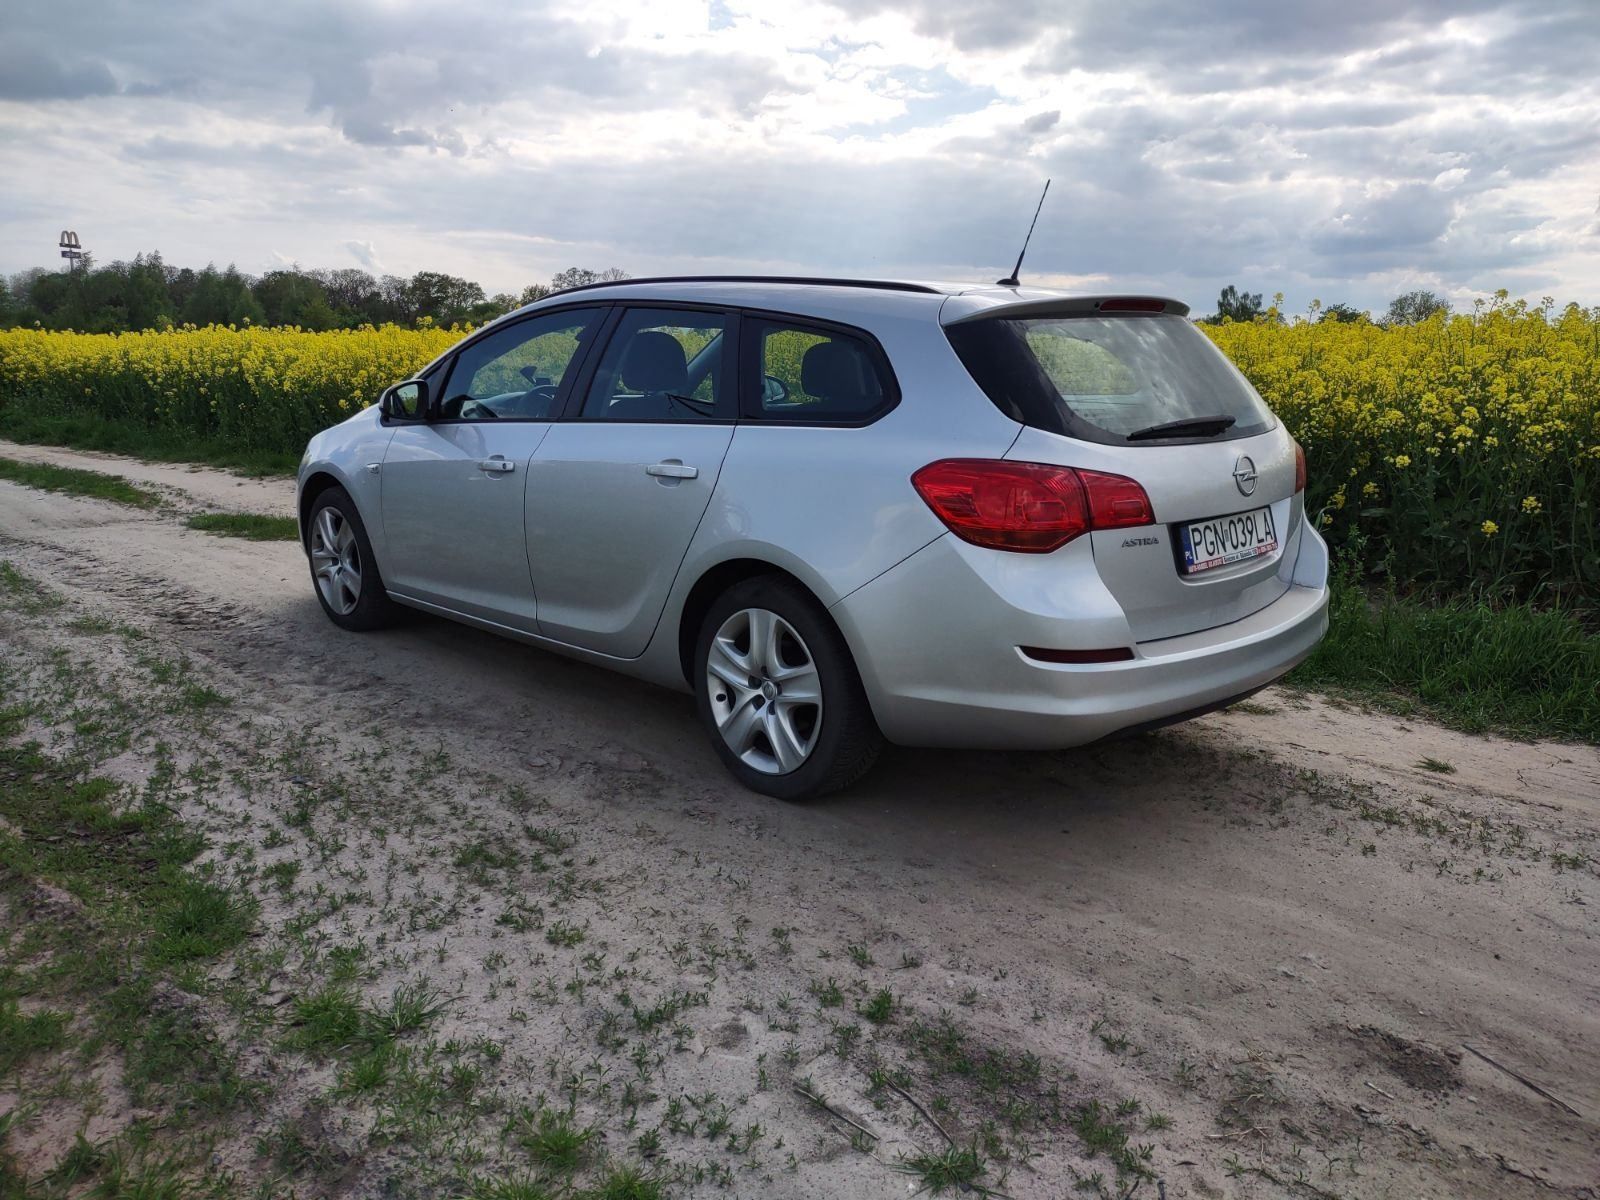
[944,300,1302,642]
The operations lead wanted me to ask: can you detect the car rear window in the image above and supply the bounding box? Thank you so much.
[945,313,1276,444]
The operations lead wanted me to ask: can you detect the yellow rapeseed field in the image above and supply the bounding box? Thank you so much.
[0,295,1594,595]
[0,322,461,455]
[1205,296,1596,597]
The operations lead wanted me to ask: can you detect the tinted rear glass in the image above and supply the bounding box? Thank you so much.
[946,313,1275,444]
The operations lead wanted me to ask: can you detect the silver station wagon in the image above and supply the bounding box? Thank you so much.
[297,277,1329,798]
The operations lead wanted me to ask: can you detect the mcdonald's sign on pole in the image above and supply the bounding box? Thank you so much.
[59,230,86,269]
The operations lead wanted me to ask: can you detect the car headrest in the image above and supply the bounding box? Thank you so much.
[801,340,877,401]
[621,331,688,393]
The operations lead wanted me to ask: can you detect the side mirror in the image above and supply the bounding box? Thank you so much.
[382,379,428,421]
[762,374,790,406]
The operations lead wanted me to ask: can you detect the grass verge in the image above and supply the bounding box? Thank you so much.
[1292,580,1600,744]
[0,699,257,1196]
[0,456,160,509]
[0,411,298,477]
[186,512,299,540]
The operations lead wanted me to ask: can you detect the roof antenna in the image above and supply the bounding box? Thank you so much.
[996,178,1050,287]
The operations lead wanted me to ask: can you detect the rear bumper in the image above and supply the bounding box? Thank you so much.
[832,525,1329,749]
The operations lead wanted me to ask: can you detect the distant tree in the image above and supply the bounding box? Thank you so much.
[1211,284,1264,323]
[378,275,415,323]
[253,269,334,328]
[314,268,380,322]
[406,271,485,324]
[182,264,259,326]
[549,266,629,292]
[467,293,520,324]
[1319,302,1368,323]
[0,253,635,331]
[1384,290,1449,325]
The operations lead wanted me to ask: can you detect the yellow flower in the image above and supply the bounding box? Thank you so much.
[1393,454,1411,468]
[1362,482,1379,498]
[1521,495,1542,514]
[1481,520,1499,536]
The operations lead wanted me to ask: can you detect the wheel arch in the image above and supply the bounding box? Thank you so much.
[675,558,850,691]
[298,470,348,551]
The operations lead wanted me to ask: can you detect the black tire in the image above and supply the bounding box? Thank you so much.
[694,575,882,800]
[306,485,399,632]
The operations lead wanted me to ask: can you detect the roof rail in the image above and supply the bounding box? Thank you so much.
[543,274,945,299]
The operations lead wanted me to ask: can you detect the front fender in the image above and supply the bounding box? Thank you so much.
[296,407,395,559]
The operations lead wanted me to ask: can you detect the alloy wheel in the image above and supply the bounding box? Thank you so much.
[310,506,362,616]
[705,607,823,775]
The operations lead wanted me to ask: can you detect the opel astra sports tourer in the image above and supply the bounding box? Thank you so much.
[297,277,1329,799]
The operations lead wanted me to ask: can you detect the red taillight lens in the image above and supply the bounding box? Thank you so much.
[1293,441,1307,493]
[1079,468,1155,529]
[911,459,1152,554]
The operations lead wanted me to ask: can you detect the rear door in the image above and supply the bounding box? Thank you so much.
[1012,426,1302,641]
[380,307,605,629]
[524,306,737,657]
[949,308,1302,641]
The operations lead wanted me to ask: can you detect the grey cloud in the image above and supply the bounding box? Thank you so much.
[0,47,117,100]
[0,0,1595,312]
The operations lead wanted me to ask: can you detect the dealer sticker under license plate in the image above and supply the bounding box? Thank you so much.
[1179,506,1277,574]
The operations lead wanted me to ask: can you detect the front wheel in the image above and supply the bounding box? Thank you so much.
[306,486,398,632]
[695,576,882,800]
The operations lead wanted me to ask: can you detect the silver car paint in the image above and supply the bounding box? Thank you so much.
[524,421,736,656]
[297,279,1330,749]
[381,421,553,630]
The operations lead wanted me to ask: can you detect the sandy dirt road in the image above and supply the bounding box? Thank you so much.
[1,452,1596,1199]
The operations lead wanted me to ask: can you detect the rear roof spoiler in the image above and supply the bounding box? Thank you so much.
[941,293,1191,325]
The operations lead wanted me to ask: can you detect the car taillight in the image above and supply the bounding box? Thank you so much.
[910,459,1153,554]
[1293,441,1307,493]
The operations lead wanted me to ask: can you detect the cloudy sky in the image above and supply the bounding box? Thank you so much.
[3,0,1597,312]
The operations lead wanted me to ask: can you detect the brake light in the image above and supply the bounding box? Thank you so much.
[1097,298,1166,313]
[1293,441,1306,493]
[910,459,1153,554]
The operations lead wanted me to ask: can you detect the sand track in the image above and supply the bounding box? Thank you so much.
[1,457,1595,1199]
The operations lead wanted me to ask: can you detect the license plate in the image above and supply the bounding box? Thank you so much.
[1179,506,1277,574]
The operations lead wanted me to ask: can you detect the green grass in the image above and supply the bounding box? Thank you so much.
[896,1143,990,1195]
[0,455,160,508]
[0,411,298,477]
[517,1108,597,1173]
[185,512,299,540]
[0,700,257,1194]
[1291,580,1600,744]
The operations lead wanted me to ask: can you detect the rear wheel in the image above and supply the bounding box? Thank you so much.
[695,576,881,800]
[307,486,398,631]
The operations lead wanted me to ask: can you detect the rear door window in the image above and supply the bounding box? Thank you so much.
[744,319,896,424]
[579,308,731,422]
[946,313,1276,444]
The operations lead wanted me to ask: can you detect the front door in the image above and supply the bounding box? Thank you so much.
[380,307,605,629]
[525,306,736,657]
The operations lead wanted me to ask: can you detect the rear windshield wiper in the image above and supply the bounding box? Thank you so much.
[1125,414,1236,441]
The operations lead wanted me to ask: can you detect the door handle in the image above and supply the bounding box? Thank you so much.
[478,458,516,474]
[645,462,698,479]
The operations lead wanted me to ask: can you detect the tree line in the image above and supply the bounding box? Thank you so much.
[1205,284,1452,326]
[0,254,629,333]
[0,252,1458,333]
